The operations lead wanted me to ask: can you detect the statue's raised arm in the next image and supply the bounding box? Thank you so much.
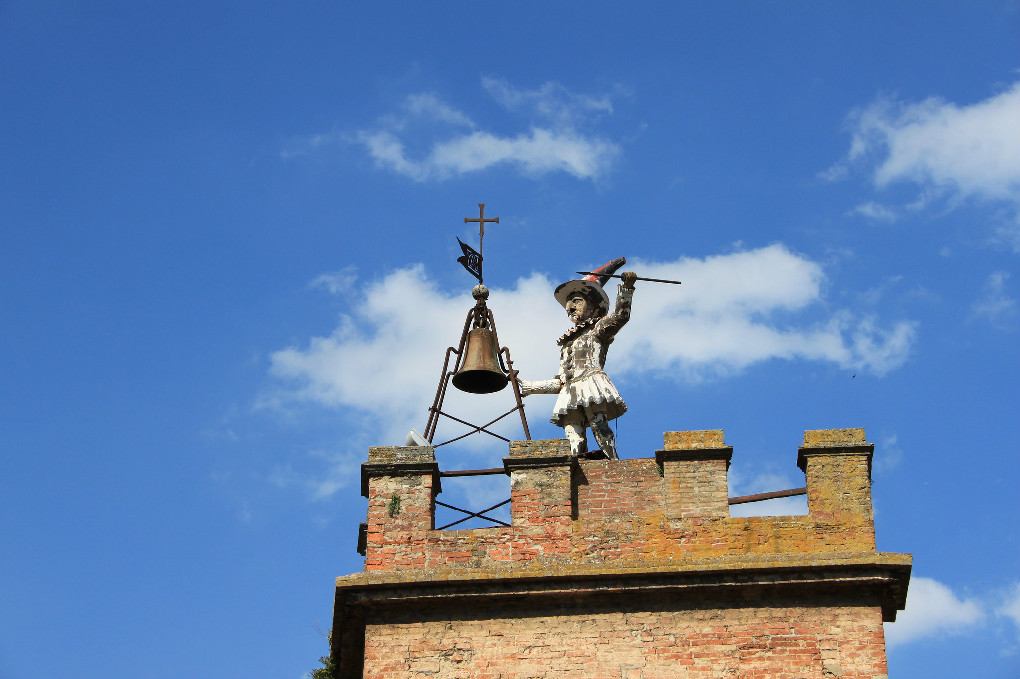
[517,258,635,460]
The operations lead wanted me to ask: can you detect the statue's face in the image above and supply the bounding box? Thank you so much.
[566,294,591,324]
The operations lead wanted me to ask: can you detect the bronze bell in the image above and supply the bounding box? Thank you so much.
[452,327,508,394]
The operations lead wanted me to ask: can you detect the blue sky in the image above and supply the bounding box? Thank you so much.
[1,2,1018,677]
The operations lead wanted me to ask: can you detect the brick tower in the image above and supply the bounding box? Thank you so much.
[331,428,911,678]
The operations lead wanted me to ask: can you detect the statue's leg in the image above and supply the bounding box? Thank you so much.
[590,411,618,460]
[563,423,588,457]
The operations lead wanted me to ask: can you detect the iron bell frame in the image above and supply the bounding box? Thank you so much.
[423,284,531,446]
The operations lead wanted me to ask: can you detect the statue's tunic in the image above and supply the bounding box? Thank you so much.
[550,284,634,426]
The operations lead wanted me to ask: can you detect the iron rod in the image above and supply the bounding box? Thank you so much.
[728,487,807,505]
[440,468,506,477]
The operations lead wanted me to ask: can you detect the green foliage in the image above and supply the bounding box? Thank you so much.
[309,653,338,679]
[309,629,339,679]
[388,493,402,517]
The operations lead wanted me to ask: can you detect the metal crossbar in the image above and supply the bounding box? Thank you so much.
[728,487,807,505]
[440,468,505,477]
[431,406,523,447]
[435,498,511,530]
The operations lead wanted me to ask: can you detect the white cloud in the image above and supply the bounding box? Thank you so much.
[874,432,904,473]
[885,576,985,647]
[971,270,1018,326]
[481,76,614,126]
[850,201,899,222]
[425,128,618,180]
[616,246,917,379]
[404,92,475,127]
[827,81,1020,222]
[269,448,360,501]
[309,267,357,295]
[316,78,621,182]
[264,245,916,498]
[995,581,1020,656]
[356,119,618,182]
[271,246,916,413]
[280,130,342,159]
[998,582,1020,629]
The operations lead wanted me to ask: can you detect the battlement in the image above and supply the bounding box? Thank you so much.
[333,429,911,678]
[352,428,896,577]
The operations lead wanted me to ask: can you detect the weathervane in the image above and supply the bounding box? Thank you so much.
[456,203,499,284]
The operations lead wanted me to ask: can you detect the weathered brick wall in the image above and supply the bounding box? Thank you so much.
[336,429,910,678]
[362,601,887,679]
[574,458,664,521]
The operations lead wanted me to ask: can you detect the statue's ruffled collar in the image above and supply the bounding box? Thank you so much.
[557,318,598,346]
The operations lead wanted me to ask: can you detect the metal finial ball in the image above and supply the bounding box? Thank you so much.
[472,284,489,301]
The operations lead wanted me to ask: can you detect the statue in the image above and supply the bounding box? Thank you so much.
[518,258,636,460]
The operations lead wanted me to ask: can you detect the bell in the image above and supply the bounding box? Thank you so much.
[452,327,508,394]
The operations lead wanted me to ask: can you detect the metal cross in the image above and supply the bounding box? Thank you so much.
[464,203,498,283]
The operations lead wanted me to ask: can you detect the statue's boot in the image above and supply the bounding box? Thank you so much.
[591,415,618,460]
[564,423,587,458]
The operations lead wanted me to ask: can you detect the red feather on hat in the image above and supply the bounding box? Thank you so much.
[583,257,627,286]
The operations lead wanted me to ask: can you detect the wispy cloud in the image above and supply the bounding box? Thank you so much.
[403,92,475,127]
[970,271,1018,328]
[996,581,1020,656]
[874,432,904,473]
[825,81,1020,228]
[280,129,343,159]
[481,76,615,126]
[286,78,621,182]
[998,581,1020,629]
[849,201,899,222]
[269,448,360,501]
[355,127,619,181]
[309,267,358,295]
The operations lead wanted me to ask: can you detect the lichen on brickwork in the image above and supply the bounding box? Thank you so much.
[354,429,901,582]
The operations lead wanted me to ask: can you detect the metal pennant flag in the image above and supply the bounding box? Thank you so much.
[456,237,482,282]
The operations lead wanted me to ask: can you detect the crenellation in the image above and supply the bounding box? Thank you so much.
[355,429,888,572]
[799,429,876,530]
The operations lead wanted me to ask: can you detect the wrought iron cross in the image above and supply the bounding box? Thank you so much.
[464,203,499,284]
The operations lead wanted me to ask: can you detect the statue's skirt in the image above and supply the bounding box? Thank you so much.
[550,368,627,426]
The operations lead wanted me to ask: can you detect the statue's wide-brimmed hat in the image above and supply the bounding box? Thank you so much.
[554,257,627,315]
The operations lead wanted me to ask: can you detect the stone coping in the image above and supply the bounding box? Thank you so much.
[655,447,734,467]
[360,461,441,498]
[507,438,571,458]
[663,429,726,450]
[339,551,911,589]
[803,428,866,446]
[797,444,875,473]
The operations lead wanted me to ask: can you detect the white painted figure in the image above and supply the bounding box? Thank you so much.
[518,258,636,459]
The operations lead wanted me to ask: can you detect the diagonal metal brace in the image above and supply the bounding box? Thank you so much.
[431,406,523,447]
[435,498,511,530]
